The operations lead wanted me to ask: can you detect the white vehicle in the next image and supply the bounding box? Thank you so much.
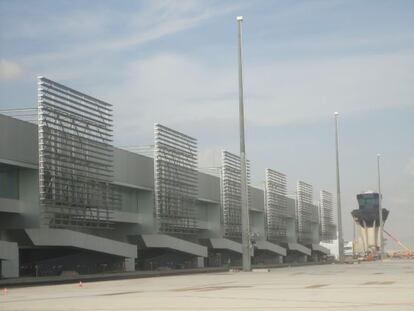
[344,241,354,257]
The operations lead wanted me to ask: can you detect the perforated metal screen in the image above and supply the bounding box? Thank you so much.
[221,151,250,239]
[154,124,198,234]
[38,77,119,229]
[265,169,288,243]
[319,190,337,242]
[296,181,313,244]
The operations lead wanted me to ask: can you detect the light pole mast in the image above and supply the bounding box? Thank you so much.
[237,15,251,271]
[334,112,344,263]
[377,153,384,261]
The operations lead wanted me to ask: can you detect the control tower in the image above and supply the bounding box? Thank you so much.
[351,191,389,256]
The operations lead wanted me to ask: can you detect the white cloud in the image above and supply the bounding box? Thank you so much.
[97,53,237,137]
[95,50,414,144]
[108,1,241,51]
[0,59,23,80]
[4,11,108,40]
[18,1,242,65]
[245,52,414,125]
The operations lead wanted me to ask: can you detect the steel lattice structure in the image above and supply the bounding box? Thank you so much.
[296,181,313,244]
[38,76,119,229]
[319,190,337,242]
[154,124,198,234]
[265,169,288,243]
[221,151,250,239]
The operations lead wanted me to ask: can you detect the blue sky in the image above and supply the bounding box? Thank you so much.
[1,0,413,248]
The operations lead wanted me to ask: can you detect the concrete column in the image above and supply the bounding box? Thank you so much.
[124,257,135,272]
[196,257,204,268]
[297,255,308,263]
[0,241,19,278]
[359,226,367,253]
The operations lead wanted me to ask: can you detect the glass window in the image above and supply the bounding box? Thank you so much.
[358,195,379,209]
[0,163,19,199]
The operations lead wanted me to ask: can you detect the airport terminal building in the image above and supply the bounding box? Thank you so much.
[0,77,335,278]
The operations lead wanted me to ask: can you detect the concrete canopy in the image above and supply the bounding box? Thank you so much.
[141,234,207,257]
[255,240,286,256]
[311,244,330,255]
[287,243,311,256]
[209,238,242,254]
[25,229,137,259]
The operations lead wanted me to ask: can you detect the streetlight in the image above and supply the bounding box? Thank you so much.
[377,153,384,260]
[237,15,251,271]
[334,112,344,263]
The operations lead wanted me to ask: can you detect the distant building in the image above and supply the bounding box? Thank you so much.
[351,191,389,256]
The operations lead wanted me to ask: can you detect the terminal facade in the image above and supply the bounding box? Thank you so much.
[0,77,336,278]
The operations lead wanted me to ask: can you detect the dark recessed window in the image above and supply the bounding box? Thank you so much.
[0,163,19,199]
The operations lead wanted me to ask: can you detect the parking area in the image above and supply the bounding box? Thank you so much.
[1,259,414,311]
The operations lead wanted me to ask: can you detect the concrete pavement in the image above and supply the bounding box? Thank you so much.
[1,259,413,310]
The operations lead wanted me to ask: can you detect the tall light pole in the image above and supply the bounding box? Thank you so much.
[237,15,251,271]
[377,153,384,260]
[334,112,344,263]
